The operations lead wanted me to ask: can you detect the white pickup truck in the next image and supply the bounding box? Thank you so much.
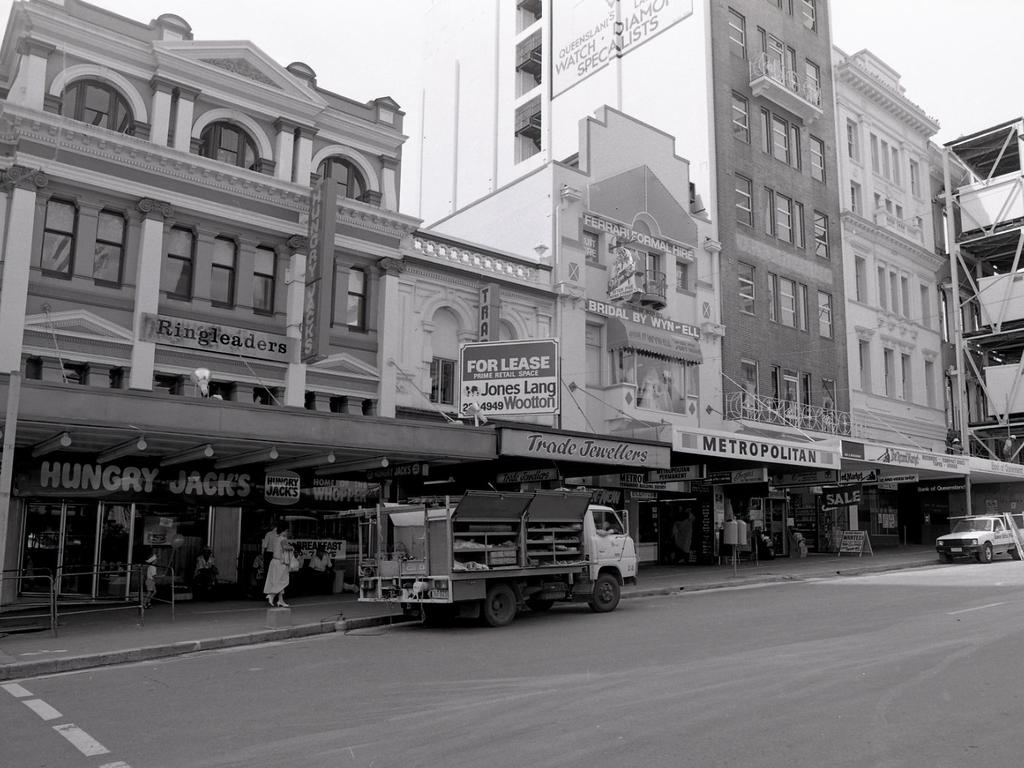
[935,514,1023,563]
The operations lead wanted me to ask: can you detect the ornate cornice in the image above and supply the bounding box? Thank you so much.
[841,210,945,269]
[835,60,939,138]
[337,201,419,240]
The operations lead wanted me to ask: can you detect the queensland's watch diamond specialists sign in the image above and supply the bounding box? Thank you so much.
[460,339,559,417]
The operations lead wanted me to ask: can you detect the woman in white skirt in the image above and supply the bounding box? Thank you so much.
[263,524,293,607]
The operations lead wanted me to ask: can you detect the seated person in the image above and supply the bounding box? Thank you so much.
[305,547,335,594]
[193,547,219,597]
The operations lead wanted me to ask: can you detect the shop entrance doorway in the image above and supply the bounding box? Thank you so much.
[23,501,101,596]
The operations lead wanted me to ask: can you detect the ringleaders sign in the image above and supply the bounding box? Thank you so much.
[552,0,694,97]
[460,340,559,417]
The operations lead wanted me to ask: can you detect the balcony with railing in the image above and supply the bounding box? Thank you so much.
[872,209,922,243]
[724,391,851,436]
[748,53,823,124]
[514,97,542,149]
[639,271,667,309]
[515,30,543,82]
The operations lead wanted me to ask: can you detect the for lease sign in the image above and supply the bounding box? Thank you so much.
[460,340,559,417]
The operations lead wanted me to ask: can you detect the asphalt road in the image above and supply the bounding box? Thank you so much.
[4,561,1024,768]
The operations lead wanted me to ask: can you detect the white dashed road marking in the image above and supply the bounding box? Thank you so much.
[947,601,1006,615]
[1,682,33,698]
[53,723,111,756]
[23,698,63,721]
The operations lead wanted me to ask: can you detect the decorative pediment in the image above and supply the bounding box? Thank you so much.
[308,352,380,380]
[23,309,133,343]
[588,166,698,247]
[154,40,327,111]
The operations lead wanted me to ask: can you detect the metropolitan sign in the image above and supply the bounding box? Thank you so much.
[460,339,559,417]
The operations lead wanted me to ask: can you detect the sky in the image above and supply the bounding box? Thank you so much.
[1,0,1021,153]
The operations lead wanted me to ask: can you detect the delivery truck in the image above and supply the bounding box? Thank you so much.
[358,489,638,627]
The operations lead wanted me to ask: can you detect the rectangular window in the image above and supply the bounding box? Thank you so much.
[881,139,891,179]
[772,115,789,163]
[900,275,910,319]
[924,359,936,407]
[793,201,805,249]
[211,236,237,306]
[760,108,771,154]
[883,348,895,397]
[583,230,600,264]
[870,134,880,173]
[741,360,759,408]
[900,353,912,400]
[817,291,833,337]
[813,211,829,259]
[810,136,825,181]
[846,119,859,161]
[41,199,77,277]
[877,265,887,310]
[889,271,899,314]
[347,267,367,330]
[735,174,753,226]
[776,193,793,243]
[797,283,808,330]
[804,59,821,101]
[731,92,750,142]
[585,324,603,387]
[789,124,801,170]
[161,226,194,299]
[891,146,901,186]
[909,159,921,197]
[859,340,871,392]
[768,272,778,322]
[850,181,862,214]
[764,187,775,237]
[801,0,817,30]
[675,259,690,291]
[920,284,931,327]
[728,9,746,58]
[779,276,797,327]
[429,357,455,405]
[738,262,755,314]
[93,210,125,285]
[253,246,276,314]
[854,256,867,302]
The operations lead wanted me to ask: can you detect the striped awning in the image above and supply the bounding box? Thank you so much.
[607,318,702,363]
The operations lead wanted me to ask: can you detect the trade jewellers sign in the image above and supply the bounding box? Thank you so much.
[675,428,840,469]
[460,339,559,417]
[500,429,671,468]
[552,0,694,98]
[496,468,561,484]
[139,313,290,363]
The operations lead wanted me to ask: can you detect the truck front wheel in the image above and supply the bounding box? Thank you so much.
[482,583,517,627]
[589,573,621,613]
[977,543,993,564]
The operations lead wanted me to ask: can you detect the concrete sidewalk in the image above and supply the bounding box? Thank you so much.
[0,546,940,681]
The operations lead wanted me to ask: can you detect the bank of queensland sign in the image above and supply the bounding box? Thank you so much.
[460,340,559,417]
[675,428,840,469]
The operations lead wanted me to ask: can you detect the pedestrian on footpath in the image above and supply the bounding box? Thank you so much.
[263,525,293,608]
[261,522,279,577]
[143,552,158,608]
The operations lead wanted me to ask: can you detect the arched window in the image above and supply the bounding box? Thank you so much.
[198,121,259,171]
[59,80,134,134]
[317,157,367,201]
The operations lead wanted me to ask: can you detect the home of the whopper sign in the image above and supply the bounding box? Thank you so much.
[460,339,559,417]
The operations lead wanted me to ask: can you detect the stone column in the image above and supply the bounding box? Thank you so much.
[273,119,296,183]
[282,236,308,407]
[0,167,48,373]
[379,155,399,211]
[294,127,316,184]
[8,39,54,110]
[171,86,200,153]
[128,198,173,390]
[375,256,405,418]
[149,78,174,147]
[73,203,101,282]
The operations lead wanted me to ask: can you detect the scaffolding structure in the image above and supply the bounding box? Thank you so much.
[944,118,1024,462]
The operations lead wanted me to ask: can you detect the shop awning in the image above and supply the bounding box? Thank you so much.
[607,318,702,363]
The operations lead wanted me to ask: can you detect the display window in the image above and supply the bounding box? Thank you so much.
[611,350,695,415]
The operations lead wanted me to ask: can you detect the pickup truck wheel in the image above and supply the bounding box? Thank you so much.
[526,598,553,612]
[977,543,993,564]
[588,573,621,613]
[482,583,517,627]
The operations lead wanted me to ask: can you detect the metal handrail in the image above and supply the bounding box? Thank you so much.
[53,563,176,624]
[724,391,852,436]
[0,570,57,637]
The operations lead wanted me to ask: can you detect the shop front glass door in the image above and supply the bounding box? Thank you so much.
[59,503,99,596]
[22,502,63,593]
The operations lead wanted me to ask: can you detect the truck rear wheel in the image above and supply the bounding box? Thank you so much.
[588,573,620,613]
[482,583,517,627]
